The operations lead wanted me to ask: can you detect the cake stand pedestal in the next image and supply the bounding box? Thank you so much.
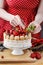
[12,49,24,55]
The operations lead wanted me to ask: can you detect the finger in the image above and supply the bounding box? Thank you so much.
[10,22,16,27]
[28,22,34,28]
[13,17,18,25]
[10,19,18,27]
[15,15,25,29]
[19,22,25,29]
[33,25,41,34]
[12,19,17,26]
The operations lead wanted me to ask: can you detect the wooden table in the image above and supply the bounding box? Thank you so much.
[0,49,43,65]
[0,60,43,65]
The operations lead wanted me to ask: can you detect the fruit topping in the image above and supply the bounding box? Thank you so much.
[13,30,19,36]
[10,30,13,34]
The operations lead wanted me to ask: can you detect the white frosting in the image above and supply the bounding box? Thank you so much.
[4,39,32,50]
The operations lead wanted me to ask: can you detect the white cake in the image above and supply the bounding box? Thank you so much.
[3,27,32,55]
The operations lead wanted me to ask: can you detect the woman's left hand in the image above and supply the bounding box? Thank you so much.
[28,20,41,34]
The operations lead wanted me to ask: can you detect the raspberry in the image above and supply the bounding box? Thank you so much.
[30,52,36,58]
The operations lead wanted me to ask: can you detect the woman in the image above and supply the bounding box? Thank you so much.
[0,0,43,41]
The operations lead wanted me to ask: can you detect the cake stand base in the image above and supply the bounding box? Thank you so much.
[11,49,24,55]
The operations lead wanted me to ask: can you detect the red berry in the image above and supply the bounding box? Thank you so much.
[10,30,13,34]
[30,53,36,58]
[15,26,20,31]
[13,30,19,36]
[18,30,21,33]
[19,34,22,36]
[19,26,23,31]
[6,30,10,34]
[22,29,27,33]
[22,34,25,36]
[35,52,41,59]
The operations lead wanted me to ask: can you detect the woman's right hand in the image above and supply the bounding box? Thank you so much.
[10,15,25,29]
[0,0,25,29]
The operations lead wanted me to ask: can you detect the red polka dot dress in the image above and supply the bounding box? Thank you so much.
[0,0,40,41]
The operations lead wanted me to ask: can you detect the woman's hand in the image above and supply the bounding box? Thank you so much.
[0,0,25,29]
[10,15,25,29]
[28,21,41,34]
[0,8,25,29]
[28,13,43,34]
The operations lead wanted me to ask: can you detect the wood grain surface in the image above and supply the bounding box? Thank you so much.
[0,49,43,65]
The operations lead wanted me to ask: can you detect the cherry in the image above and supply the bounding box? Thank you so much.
[13,30,19,36]
[30,52,36,58]
[30,52,41,59]
[35,52,41,59]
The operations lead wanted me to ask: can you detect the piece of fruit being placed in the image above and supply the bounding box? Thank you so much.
[26,25,36,32]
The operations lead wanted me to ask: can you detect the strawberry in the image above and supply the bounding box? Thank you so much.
[13,30,19,36]
[30,52,36,58]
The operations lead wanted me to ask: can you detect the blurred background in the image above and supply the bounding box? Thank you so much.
[41,24,43,38]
